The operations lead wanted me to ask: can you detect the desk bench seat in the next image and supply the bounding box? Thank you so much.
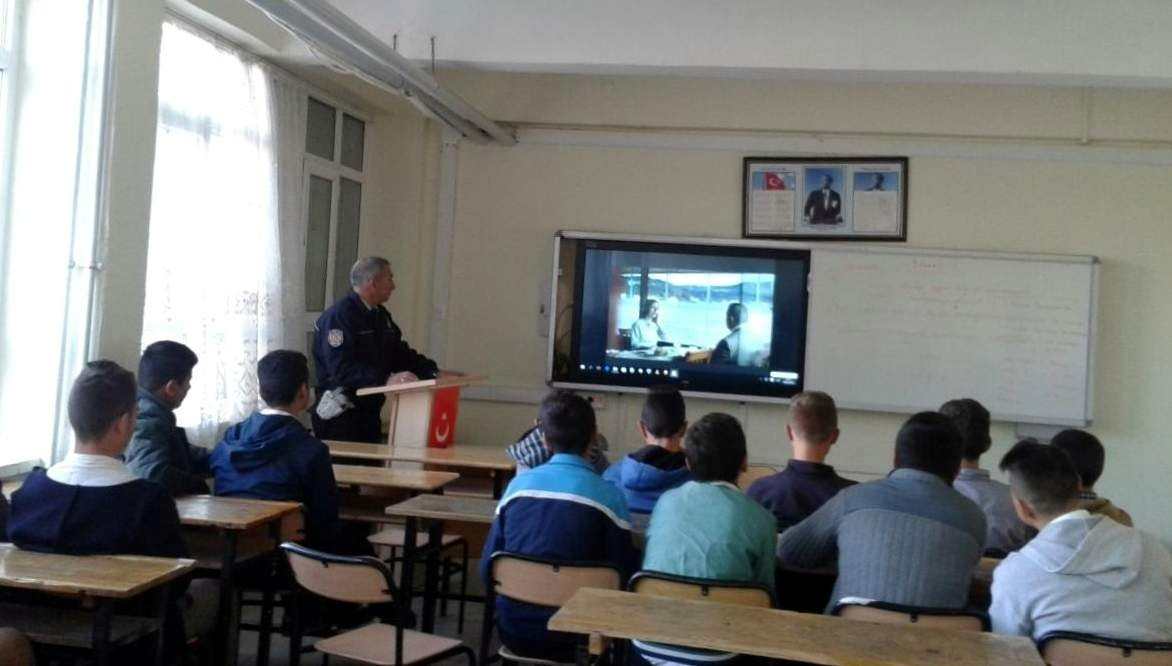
[0,602,157,649]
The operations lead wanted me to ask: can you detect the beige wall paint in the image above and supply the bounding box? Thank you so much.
[391,71,1172,542]
[93,0,165,368]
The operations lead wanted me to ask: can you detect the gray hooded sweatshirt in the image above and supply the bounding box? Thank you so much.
[990,510,1172,642]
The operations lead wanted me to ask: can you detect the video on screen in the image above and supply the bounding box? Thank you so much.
[550,236,810,400]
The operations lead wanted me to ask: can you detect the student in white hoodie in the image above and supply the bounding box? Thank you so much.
[990,440,1172,642]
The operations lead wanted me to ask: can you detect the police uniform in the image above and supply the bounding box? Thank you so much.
[312,291,438,442]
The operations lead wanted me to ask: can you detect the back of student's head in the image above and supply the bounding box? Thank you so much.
[938,398,991,461]
[789,391,838,443]
[1050,429,1105,488]
[640,386,686,438]
[999,439,1080,517]
[69,360,137,442]
[138,340,198,391]
[258,350,309,407]
[894,411,964,482]
[539,390,596,455]
[684,413,746,484]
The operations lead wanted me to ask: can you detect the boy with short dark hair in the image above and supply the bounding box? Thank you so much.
[941,398,1034,554]
[990,440,1172,641]
[638,412,777,664]
[210,350,351,550]
[9,360,187,556]
[777,412,986,610]
[481,390,637,662]
[1050,429,1133,526]
[603,387,691,518]
[747,391,855,531]
[9,361,200,657]
[124,340,212,496]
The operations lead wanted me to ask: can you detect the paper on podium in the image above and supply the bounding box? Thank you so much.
[355,374,485,397]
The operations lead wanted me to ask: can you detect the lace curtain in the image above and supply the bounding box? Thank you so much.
[142,20,303,446]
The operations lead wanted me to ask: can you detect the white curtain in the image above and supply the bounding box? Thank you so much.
[268,72,308,352]
[142,21,285,446]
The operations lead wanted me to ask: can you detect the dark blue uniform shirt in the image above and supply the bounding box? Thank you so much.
[746,459,856,531]
[314,292,438,402]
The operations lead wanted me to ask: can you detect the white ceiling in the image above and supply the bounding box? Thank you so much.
[327,0,1172,88]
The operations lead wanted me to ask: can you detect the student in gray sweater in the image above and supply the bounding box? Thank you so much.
[776,412,986,612]
[990,441,1172,642]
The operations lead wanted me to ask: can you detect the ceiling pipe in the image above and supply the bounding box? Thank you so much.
[246,0,516,145]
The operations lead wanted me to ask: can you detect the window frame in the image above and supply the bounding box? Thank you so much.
[301,92,369,337]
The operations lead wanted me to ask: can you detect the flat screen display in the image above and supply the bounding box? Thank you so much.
[549,235,811,400]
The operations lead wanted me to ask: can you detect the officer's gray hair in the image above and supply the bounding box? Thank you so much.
[350,257,391,288]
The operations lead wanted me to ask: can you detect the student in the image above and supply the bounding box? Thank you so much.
[8,361,202,657]
[777,412,986,611]
[941,398,1034,554]
[505,421,609,473]
[124,340,212,496]
[210,350,359,552]
[747,391,855,531]
[602,386,690,521]
[1050,429,1133,526]
[9,360,187,557]
[481,390,638,662]
[990,440,1172,641]
[638,413,776,666]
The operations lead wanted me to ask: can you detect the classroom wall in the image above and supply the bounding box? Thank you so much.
[394,71,1172,542]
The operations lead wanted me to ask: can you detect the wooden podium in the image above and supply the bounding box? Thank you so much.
[356,374,484,450]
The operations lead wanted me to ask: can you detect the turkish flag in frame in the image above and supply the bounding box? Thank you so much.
[428,386,461,448]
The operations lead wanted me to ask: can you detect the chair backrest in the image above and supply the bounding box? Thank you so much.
[281,542,395,605]
[832,598,989,632]
[1040,632,1172,666]
[737,464,777,490]
[630,571,775,608]
[489,552,621,608]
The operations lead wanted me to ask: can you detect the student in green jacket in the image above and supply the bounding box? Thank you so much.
[639,412,776,665]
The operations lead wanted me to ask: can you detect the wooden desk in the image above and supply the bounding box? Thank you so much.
[177,495,301,666]
[385,495,497,636]
[333,465,459,493]
[326,441,516,498]
[325,440,395,463]
[550,589,1044,666]
[0,544,194,665]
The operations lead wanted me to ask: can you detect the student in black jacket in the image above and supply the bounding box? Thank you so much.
[123,340,212,496]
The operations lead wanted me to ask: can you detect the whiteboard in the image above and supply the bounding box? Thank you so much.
[805,247,1097,425]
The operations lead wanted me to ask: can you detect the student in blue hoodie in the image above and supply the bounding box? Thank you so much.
[603,386,690,525]
[211,350,361,553]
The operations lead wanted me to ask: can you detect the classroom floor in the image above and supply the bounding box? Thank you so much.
[236,592,493,666]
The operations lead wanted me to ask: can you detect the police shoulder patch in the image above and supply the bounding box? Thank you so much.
[327,329,344,348]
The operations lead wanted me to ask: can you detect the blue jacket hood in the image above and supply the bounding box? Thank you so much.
[617,455,690,492]
[603,450,691,514]
[216,413,309,471]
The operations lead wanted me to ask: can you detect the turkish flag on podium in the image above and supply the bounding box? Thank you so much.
[428,386,461,448]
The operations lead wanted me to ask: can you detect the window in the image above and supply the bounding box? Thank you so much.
[141,20,282,445]
[0,0,113,465]
[301,96,366,379]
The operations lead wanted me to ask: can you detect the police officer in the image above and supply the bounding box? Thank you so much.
[312,256,439,442]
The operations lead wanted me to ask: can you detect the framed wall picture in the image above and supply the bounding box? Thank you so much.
[743,157,908,241]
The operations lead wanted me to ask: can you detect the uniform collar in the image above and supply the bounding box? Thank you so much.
[786,459,836,476]
[260,407,298,419]
[956,468,991,481]
[347,290,377,312]
[47,453,137,487]
[136,387,174,421]
[548,453,596,471]
[889,467,950,486]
